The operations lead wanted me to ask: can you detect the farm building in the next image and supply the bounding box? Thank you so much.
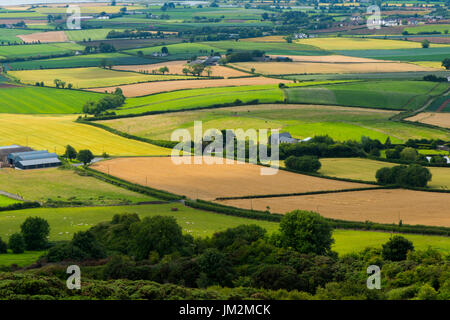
[0,145,33,166]
[7,150,61,170]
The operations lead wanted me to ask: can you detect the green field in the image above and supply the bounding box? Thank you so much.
[8,53,154,70]
[337,47,450,62]
[65,29,115,42]
[10,67,198,89]
[0,85,105,114]
[0,195,20,207]
[0,204,449,266]
[118,84,286,115]
[0,29,36,44]
[0,43,84,60]
[285,80,449,111]
[0,167,156,206]
[0,251,46,267]
[319,158,450,190]
[105,103,450,142]
[405,24,450,34]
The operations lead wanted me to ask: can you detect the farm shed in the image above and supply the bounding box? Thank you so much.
[7,150,61,170]
[0,145,33,165]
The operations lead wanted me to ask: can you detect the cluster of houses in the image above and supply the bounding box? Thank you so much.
[0,145,60,170]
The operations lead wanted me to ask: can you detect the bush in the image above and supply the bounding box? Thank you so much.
[375,164,432,187]
[284,155,321,173]
[9,233,26,254]
[21,217,50,250]
[382,236,414,261]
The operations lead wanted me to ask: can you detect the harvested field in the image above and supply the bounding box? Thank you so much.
[88,77,293,97]
[218,189,450,227]
[17,31,68,43]
[112,60,249,78]
[406,112,450,129]
[91,156,375,200]
[230,61,436,75]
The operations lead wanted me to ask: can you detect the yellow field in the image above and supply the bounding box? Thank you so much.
[242,36,287,43]
[0,114,171,156]
[230,61,433,75]
[407,112,450,129]
[296,37,449,50]
[10,67,196,89]
[411,61,446,70]
[17,31,68,43]
[268,55,385,63]
[219,189,450,227]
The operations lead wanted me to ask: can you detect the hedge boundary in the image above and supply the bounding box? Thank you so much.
[0,201,41,212]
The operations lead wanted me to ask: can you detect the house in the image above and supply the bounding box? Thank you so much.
[269,132,300,145]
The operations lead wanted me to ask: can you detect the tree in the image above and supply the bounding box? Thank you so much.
[0,237,7,254]
[9,233,26,254]
[279,210,334,255]
[131,216,184,260]
[421,39,430,48]
[77,149,94,165]
[161,46,169,55]
[20,217,50,250]
[382,235,414,261]
[71,230,105,260]
[158,66,169,74]
[400,147,418,161]
[64,145,77,160]
[197,248,233,287]
[204,66,212,77]
[442,58,450,70]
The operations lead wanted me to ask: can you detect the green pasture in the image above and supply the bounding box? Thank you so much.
[0,43,84,60]
[118,84,286,115]
[0,203,449,267]
[8,53,154,70]
[0,85,104,114]
[0,29,35,43]
[285,80,449,111]
[0,195,20,207]
[405,24,450,34]
[319,158,450,190]
[65,29,115,42]
[103,102,450,142]
[337,47,450,62]
[0,167,155,205]
[0,251,46,267]
[204,40,327,55]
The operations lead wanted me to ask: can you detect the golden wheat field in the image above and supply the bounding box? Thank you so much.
[268,54,387,63]
[406,112,450,128]
[17,31,68,43]
[230,61,436,75]
[91,156,375,200]
[113,61,249,78]
[0,114,171,156]
[88,77,292,97]
[218,189,450,227]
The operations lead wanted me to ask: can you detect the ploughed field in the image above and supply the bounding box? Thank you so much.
[218,189,450,227]
[90,156,375,201]
[406,112,450,129]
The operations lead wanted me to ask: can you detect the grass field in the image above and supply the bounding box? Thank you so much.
[89,77,292,97]
[230,61,434,75]
[404,24,450,34]
[10,67,198,89]
[8,53,154,70]
[219,189,450,227]
[285,80,449,111]
[0,195,20,207]
[1,204,449,266]
[65,29,115,42]
[0,85,105,114]
[117,84,286,115]
[100,103,450,142]
[411,61,446,70]
[0,29,36,43]
[0,167,156,205]
[0,114,171,156]
[337,47,450,62]
[296,37,446,50]
[91,157,374,201]
[406,112,450,129]
[318,158,450,190]
[0,42,84,60]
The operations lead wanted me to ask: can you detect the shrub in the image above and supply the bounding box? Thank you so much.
[284,155,321,173]
[0,237,7,254]
[382,236,414,261]
[375,164,432,187]
[9,233,26,254]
